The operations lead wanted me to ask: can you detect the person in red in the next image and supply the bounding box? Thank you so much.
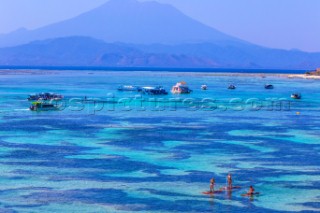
[248,186,255,195]
[210,178,215,193]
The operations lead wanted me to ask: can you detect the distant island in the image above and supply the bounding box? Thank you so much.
[0,0,319,69]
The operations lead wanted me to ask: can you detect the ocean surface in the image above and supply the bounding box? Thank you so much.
[0,70,319,212]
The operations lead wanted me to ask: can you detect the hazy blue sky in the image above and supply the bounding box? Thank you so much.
[0,0,319,52]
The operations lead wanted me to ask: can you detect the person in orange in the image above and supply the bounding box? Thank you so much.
[227,173,232,189]
[210,178,215,193]
[248,186,255,195]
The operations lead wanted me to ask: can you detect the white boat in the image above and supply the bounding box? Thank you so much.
[201,85,208,90]
[171,82,192,94]
[118,85,142,92]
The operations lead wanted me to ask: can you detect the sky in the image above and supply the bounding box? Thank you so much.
[0,0,319,52]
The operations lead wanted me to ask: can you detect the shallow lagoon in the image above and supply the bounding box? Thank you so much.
[0,71,319,212]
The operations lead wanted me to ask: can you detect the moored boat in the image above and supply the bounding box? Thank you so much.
[117,85,142,92]
[201,85,208,90]
[228,84,236,90]
[291,93,302,99]
[171,82,192,94]
[29,101,59,111]
[141,86,168,95]
[265,84,274,89]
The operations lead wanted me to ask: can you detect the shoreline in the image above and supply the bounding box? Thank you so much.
[0,69,319,80]
[287,74,320,80]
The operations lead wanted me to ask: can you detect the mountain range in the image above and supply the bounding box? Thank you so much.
[0,0,319,69]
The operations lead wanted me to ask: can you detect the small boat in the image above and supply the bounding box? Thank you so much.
[29,101,59,111]
[117,85,142,92]
[171,82,193,94]
[228,84,236,90]
[201,85,208,90]
[28,93,63,101]
[141,86,168,95]
[291,93,302,99]
[265,84,274,89]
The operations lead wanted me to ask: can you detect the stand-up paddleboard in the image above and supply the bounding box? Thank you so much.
[241,192,260,197]
[220,186,241,191]
[202,190,224,195]
[203,186,241,195]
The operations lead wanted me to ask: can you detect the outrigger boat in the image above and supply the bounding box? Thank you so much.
[171,82,192,94]
[141,86,168,95]
[29,101,59,111]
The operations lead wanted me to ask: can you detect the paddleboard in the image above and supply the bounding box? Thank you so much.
[220,186,241,191]
[202,190,223,195]
[241,192,260,197]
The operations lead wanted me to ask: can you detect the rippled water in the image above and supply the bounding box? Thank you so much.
[0,71,319,212]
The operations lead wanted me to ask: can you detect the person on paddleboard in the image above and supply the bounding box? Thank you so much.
[227,173,232,189]
[248,186,255,195]
[210,178,215,193]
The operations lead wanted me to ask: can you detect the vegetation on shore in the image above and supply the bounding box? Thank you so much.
[306,68,320,76]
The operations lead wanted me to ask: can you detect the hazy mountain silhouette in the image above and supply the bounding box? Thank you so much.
[0,37,219,67]
[0,0,242,47]
[1,36,319,69]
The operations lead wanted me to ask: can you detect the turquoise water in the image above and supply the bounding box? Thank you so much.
[0,71,319,212]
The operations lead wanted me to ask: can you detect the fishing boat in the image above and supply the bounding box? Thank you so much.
[117,85,142,92]
[201,85,208,90]
[291,93,302,99]
[27,93,63,101]
[171,82,192,94]
[141,86,168,95]
[265,84,274,89]
[228,84,236,90]
[29,101,59,111]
